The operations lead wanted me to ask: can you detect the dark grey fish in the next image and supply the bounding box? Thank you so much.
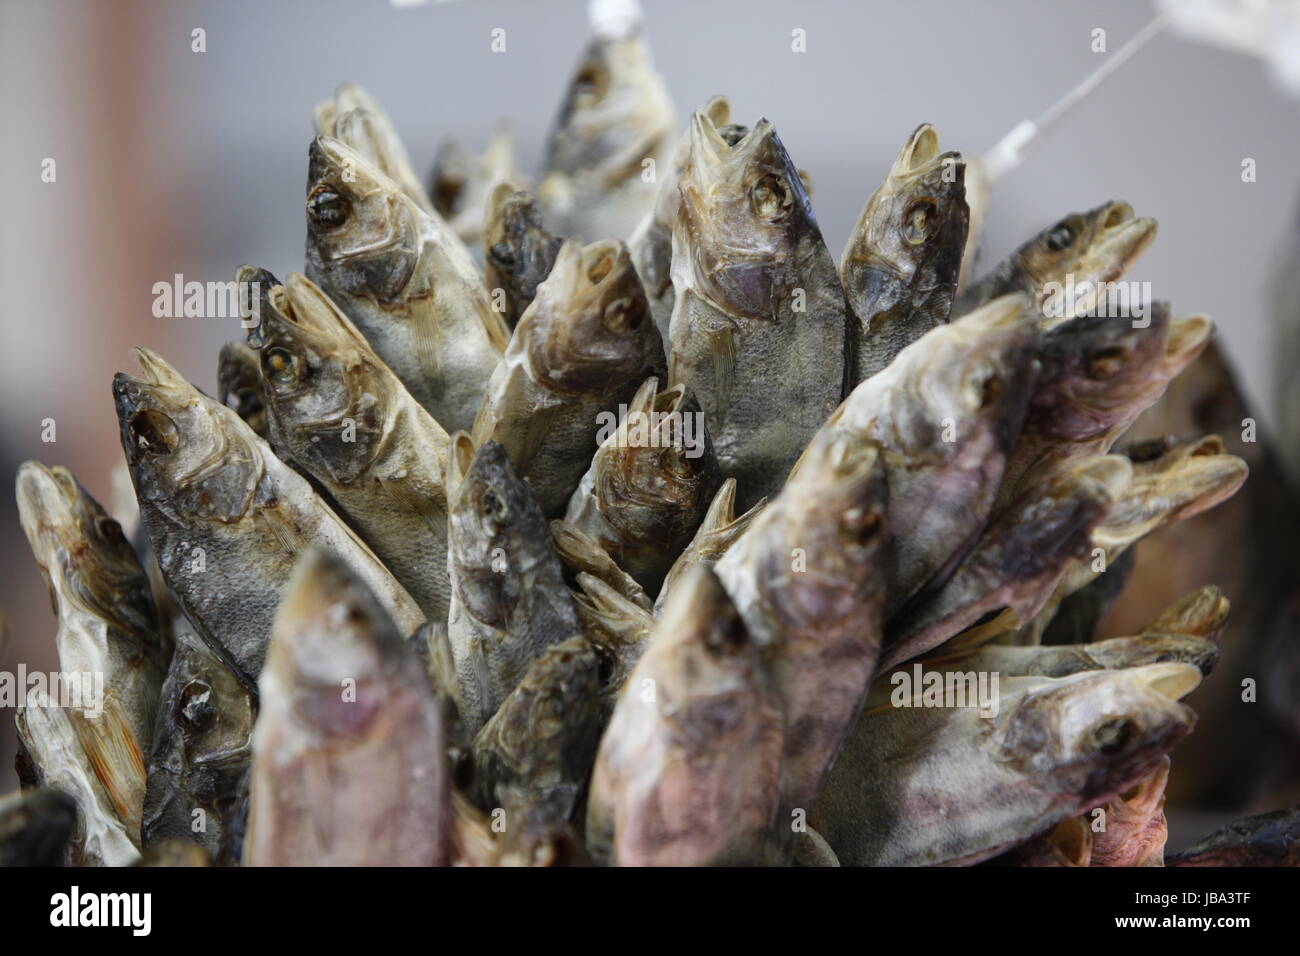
[0,788,77,867]
[1168,805,1300,866]
[483,186,564,330]
[668,108,849,512]
[839,124,969,384]
[142,630,254,861]
[446,437,584,735]
[217,341,269,440]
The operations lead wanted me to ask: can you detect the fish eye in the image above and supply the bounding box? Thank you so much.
[662,446,693,478]
[177,680,214,732]
[433,173,464,217]
[902,199,939,244]
[1046,222,1075,252]
[1087,346,1128,380]
[488,242,516,270]
[307,186,351,228]
[482,488,507,520]
[95,517,127,546]
[129,409,180,456]
[838,507,881,548]
[749,173,793,222]
[706,608,748,656]
[262,346,303,387]
[572,63,610,104]
[602,295,645,333]
[1090,717,1134,754]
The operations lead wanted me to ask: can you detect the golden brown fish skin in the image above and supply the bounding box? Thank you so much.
[473,238,667,517]
[805,295,1040,614]
[432,127,522,247]
[882,455,1132,671]
[1142,585,1230,640]
[550,520,653,611]
[1167,805,1300,866]
[814,663,1200,866]
[539,10,675,241]
[16,461,166,840]
[668,110,849,512]
[447,438,585,735]
[250,272,453,623]
[141,630,254,861]
[245,550,450,866]
[304,136,508,434]
[471,635,603,828]
[999,306,1213,503]
[715,435,889,827]
[988,817,1093,867]
[587,566,784,866]
[483,186,564,330]
[628,95,738,342]
[653,478,765,614]
[564,378,721,593]
[0,787,78,867]
[113,347,425,684]
[135,839,212,867]
[1089,756,1169,867]
[953,200,1157,320]
[314,82,439,219]
[839,124,970,385]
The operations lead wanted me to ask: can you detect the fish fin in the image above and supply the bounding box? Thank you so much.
[412,309,444,398]
[479,303,513,354]
[707,325,737,420]
[70,700,146,840]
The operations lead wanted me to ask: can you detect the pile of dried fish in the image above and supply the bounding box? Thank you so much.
[5,0,1294,868]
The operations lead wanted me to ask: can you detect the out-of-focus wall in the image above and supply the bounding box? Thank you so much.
[2,0,1297,796]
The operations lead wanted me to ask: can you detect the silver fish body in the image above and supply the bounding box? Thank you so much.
[304,135,509,433]
[251,272,454,623]
[113,347,425,683]
[668,110,849,512]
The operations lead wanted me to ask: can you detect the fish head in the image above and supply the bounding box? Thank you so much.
[649,565,770,749]
[251,273,389,482]
[1088,633,1220,676]
[265,549,408,739]
[995,663,1198,802]
[113,348,261,524]
[484,187,561,303]
[525,238,665,393]
[1016,200,1156,297]
[304,135,420,302]
[677,114,813,319]
[448,440,546,627]
[1144,586,1229,639]
[217,341,267,438]
[880,294,1039,459]
[16,461,158,638]
[844,124,969,292]
[593,380,720,535]
[1031,306,1211,441]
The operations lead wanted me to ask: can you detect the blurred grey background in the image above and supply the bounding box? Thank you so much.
[2,0,1297,814]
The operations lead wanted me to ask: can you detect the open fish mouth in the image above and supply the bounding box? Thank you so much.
[1084,201,1157,277]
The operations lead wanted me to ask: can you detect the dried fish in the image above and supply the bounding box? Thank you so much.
[571,572,655,712]
[839,124,969,384]
[245,550,449,866]
[539,0,675,241]
[804,295,1039,613]
[446,437,584,735]
[953,201,1156,322]
[654,478,765,614]
[472,635,603,829]
[991,818,1093,867]
[564,378,720,593]
[304,136,509,433]
[0,787,77,867]
[142,630,254,861]
[472,238,666,517]
[815,663,1200,866]
[883,455,1132,670]
[715,434,889,824]
[16,461,166,840]
[483,186,564,330]
[668,107,849,511]
[113,347,425,682]
[16,694,141,866]
[314,82,439,219]
[251,271,454,623]
[1168,805,1300,866]
[217,340,269,440]
[430,127,522,247]
[627,94,738,342]
[550,519,652,611]
[1088,756,1169,867]
[586,566,783,866]
[919,630,1219,679]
